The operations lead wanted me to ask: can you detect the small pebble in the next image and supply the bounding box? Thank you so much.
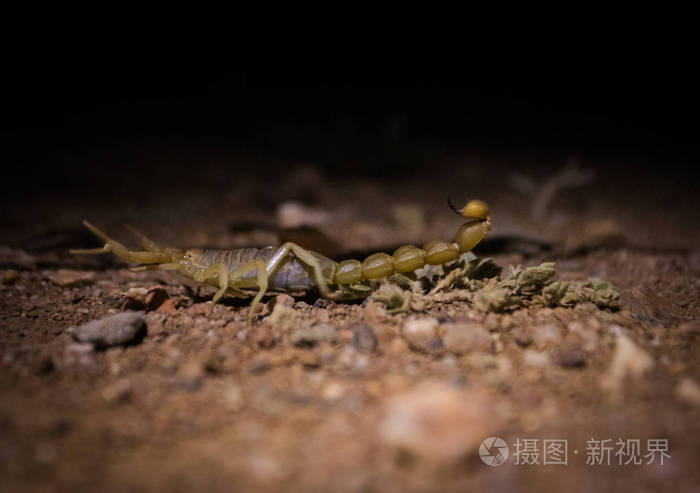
[156,298,177,315]
[402,317,438,350]
[295,349,321,368]
[424,337,445,356]
[441,322,491,355]
[531,324,562,346]
[600,335,653,395]
[321,381,345,401]
[352,323,378,353]
[522,349,550,368]
[101,379,133,404]
[291,323,337,347]
[512,326,533,347]
[221,384,245,410]
[675,378,700,407]
[187,302,211,317]
[387,338,409,354]
[145,285,169,311]
[379,383,497,464]
[122,287,147,310]
[556,348,587,368]
[313,298,333,308]
[67,311,146,348]
[272,294,295,308]
[268,303,302,331]
[19,300,35,312]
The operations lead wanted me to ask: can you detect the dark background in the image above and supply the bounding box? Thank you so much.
[4,65,699,201]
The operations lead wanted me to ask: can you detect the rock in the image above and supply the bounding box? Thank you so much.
[187,302,211,317]
[121,287,147,310]
[156,298,177,315]
[401,317,439,350]
[387,338,409,354]
[268,303,303,331]
[441,322,491,355]
[145,285,169,311]
[522,349,550,368]
[272,293,295,309]
[500,315,514,330]
[291,323,337,347]
[379,383,496,464]
[556,348,586,368]
[19,300,35,312]
[101,379,133,404]
[352,324,378,352]
[424,337,445,356]
[512,326,533,347]
[600,336,654,395]
[221,383,245,411]
[531,324,562,347]
[294,349,321,368]
[67,311,145,348]
[48,269,95,287]
[321,381,345,402]
[675,378,700,407]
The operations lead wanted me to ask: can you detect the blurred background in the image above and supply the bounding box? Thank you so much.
[3,64,699,254]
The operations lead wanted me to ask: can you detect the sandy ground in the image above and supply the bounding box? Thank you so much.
[1,151,699,492]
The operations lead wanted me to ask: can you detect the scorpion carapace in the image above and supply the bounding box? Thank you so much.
[70,199,492,321]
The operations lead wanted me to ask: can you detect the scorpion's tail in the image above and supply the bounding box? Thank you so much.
[70,221,174,265]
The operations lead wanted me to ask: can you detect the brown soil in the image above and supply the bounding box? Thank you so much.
[1,155,699,492]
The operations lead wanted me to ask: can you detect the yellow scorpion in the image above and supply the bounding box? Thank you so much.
[71,199,492,320]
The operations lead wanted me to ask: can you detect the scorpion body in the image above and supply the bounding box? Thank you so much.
[71,199,492,320]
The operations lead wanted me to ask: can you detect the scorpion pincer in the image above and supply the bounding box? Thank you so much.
[70,199,492,321]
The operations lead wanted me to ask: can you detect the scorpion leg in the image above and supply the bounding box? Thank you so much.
[212,262,231,305]
[264,242,339,300]
[193,260,269,320]
[226,260,268,321]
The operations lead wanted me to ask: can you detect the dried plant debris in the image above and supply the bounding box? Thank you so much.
[371,253,619,314]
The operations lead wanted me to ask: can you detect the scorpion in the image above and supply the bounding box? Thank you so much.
[70,199,492,321]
